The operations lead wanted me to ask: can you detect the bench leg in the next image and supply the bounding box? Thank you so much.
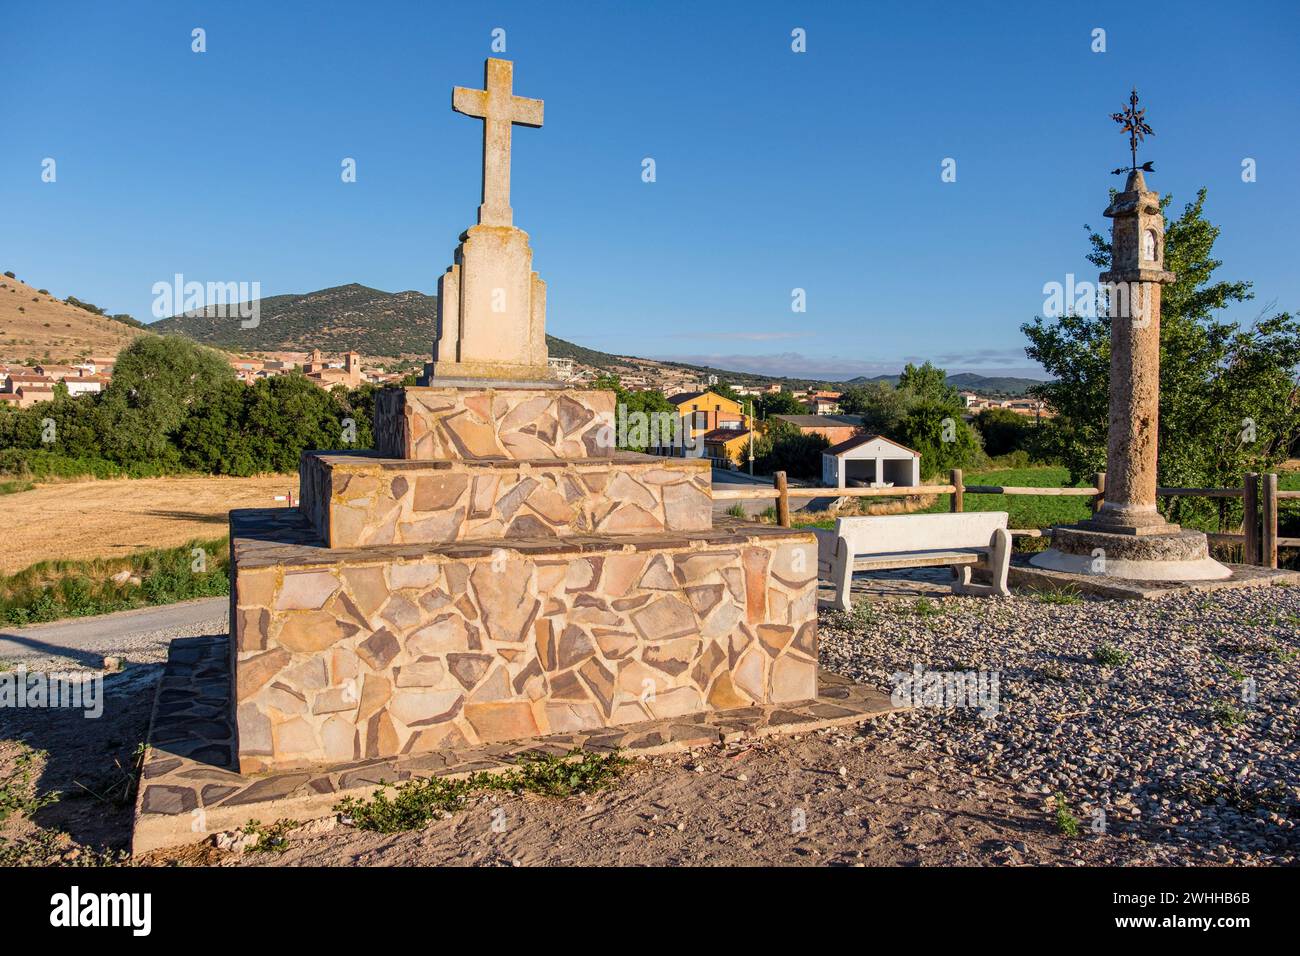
[949,529,1012,598]
[952,565,974,595]
[989,527,1012,596]
[832,541,852,611]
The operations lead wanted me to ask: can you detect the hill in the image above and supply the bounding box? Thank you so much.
[148,283,435,360]
[0,274,147,364]
[844,371,1043,397]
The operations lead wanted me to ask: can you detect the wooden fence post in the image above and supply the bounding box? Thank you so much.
[950,469,964,513]
[1092,471,1106,516]
[774,471,791,528]
[1262,472,1279,570]
[1242,472,1259,566]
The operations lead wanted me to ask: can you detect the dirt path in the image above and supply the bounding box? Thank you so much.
[0,475,297,573]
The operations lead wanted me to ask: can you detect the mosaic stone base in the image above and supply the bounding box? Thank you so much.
[231,508,820,774]
[374,385,616,461]
[131,634,899,855]
[298,450,712,547]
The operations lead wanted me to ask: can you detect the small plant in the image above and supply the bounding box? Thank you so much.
[725,503,747,519]
[0,747,58,822]
[910,597,942,619]
[1053,793,1081,837]
[1211,701,1246,728]
[1093,643,1132,668]
[239,819,296,854]
[336,749,630,833]
[1211,655,1247,682]
[759,505,779,523]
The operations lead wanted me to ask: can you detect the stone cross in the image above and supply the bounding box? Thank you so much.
[453,58,544,228]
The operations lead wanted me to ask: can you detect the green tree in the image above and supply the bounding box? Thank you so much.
[893,400,983,479]
[974,407,1034,458]
[1022,188,1300,528]
[838,382,908,435]
[757,390,805,417]
[897,361,959,406]
[753,419,828,479]
[589,373,676,453]
[98,336,234,465]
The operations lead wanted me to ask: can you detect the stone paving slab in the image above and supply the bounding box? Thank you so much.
[1007,557,1298,600]
[131,635,899,855]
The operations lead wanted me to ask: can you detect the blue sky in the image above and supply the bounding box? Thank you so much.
[2,0,1297,380]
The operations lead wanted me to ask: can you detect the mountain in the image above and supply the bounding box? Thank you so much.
[0,274,147,364]
[843,371,1044,397]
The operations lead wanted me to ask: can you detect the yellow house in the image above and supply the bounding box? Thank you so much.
[658,390,750,457]
[703,427,754,468]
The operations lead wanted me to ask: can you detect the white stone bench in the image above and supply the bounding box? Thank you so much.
[815,512,1012,610]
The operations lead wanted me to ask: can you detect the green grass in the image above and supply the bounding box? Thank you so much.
[793,465,1094,531]
[724,503,747,519]
[0,536,229,626]
[1034,588,1084,606]
[336,749,631,833]
[790,464,1300,540]
[0,480,34,495]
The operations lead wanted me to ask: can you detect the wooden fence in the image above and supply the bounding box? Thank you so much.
[711,469,1298,569]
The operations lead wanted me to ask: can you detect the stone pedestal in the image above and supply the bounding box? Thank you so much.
[230,386,820,773]
[428,225,552,382]
[1029,526,1230,581]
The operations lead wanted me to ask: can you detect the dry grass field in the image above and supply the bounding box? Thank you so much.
[0,475,298,573]
[0,275,146,363]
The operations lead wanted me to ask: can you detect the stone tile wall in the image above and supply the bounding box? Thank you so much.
[231,511,818,773]
[375,386,617,461]
[299,452,712,547]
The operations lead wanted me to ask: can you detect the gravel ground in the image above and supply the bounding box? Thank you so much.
[5,583,1297,866]
[821,583,1300,865]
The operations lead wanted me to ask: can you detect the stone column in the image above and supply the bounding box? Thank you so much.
[1088,169,1174,533]
[1030,168,1229,581]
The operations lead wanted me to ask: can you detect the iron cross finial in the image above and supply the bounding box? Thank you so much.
[1110,87,1155,176]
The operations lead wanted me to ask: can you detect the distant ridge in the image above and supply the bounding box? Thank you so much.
[844,371,1043,397]
[146,282,1043,393]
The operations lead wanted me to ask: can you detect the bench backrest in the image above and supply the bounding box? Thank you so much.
[834,511,1009,556]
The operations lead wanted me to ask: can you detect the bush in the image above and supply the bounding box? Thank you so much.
[974,407,1035,457]
[753,419,828,479]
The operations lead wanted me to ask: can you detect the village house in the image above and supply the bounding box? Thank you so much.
[33,363,82,381]
[821,433,921,488]
[655,389,750,457]
[769,413,863,445]
[61,374,107,397]
[703,427,754,468]
[804,390,843,414]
